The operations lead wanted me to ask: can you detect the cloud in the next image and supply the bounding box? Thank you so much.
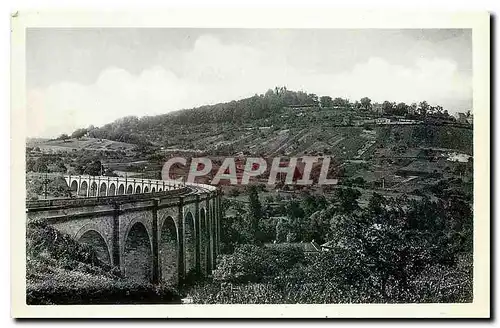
[27,35,472,138]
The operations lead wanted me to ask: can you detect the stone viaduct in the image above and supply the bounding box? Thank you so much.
[64,174,184,197]
[26,175,222,286]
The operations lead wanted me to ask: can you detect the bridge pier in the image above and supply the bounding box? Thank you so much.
[112,203,121,267]
[177,196,185,284]
[194,195,201,275]
[205,197,212,272]
[216,190,222,257]
[151,199,160,284]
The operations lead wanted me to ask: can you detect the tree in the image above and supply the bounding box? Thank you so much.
[285,199,305,219]
[275,218,288,243]
[33,159,48,173]
[83,160,103,176]
[418,101,430,116]
[367,192,386,216]
[57,133,70,140]
[319,96,333,108]
[409,103,418,115]
[71,128,88,139]
[434,105,444,116]
[247,185,263,242]
[333,187,361,213]
[56,162,67,173]
[258,218,277,243]
[308,93,319,105]
[332,97,348,108]
[382,101,394,115]
[301,193,327,217]
[305,208,333,244]
[360,97,372,110]
[395,102,409,116]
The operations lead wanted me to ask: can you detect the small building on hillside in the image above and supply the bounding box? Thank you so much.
[320,240,335,252]
[285,104,319,111]
[353,117,390,126]
[264,241,321,254]
[375,117,391,124]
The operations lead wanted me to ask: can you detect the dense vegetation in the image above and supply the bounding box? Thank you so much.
[190,186,473,303]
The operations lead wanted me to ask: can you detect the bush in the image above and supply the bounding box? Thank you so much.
[212,244,306,284]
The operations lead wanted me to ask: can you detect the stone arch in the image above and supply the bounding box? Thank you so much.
[99,182,107,196]
[184,211,197,276]
[77,229,111,265]
[159,216,179,285]
[123,222,153,283]
[152,187,156,193]
[108,183,116,196]
[117,184,125,195]
[70,180,78,196]
[126,185,133,194]
[135,185,141,194]
[144,186,149,193]
[89,181,98,197]
[78,180,88,197]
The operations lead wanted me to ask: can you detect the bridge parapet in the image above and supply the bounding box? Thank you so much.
[64,174,187,198]
[26,187,190,209]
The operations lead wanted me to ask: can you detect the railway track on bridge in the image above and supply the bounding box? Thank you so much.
[26,176,218,210]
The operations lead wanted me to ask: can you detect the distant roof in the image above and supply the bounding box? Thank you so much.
[287,104,318,108]
[320,240,335,248]
[264,242,320,253]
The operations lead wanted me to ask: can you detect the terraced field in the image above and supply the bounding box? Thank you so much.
[27,137,137,153]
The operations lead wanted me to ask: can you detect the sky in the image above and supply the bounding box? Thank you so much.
[26,28,472,138]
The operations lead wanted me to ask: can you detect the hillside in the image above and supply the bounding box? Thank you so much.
[84,87,318,146]
[78,88,472,156]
